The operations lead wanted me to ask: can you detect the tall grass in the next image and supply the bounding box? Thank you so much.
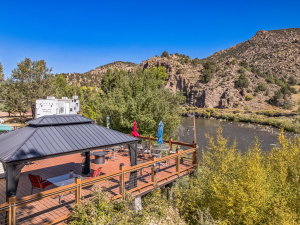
[173,128,300,224]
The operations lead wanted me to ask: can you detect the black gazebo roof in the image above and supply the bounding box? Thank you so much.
[0,114,139,164]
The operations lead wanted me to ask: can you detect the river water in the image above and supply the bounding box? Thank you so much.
[179,117,298,153]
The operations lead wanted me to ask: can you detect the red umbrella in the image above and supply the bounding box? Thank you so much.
[131,121,140,137]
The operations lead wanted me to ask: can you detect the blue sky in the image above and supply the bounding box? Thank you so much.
[0,0,299,77]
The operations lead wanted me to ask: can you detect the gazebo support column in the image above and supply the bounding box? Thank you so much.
[82,151,91,175]
[6,163,24,200]
[128,142,138,190]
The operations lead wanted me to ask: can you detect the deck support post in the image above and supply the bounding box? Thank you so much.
[166,182,173,200]
[134,196,142,213]
[119,164,125,199]
[75,177,82,204]
[192,144,198,166]
[176,149,180,177]
[151,157,157,188]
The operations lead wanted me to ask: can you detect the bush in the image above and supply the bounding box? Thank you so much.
[246,95,253,101]
[235,73,249,88]
[239,60,251,71]
[173,129,300,224]
[191,58,201,66]
[70,188,185,224]
[288,76,297,85]
[256,82,268,92]
[161,51,169,58]
[247,89,252,93]
[177,69,183,74]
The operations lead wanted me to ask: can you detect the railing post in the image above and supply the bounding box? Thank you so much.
[75,177,82,204]
[151,157,157,188]
[119,163,125,199]
[176,149,180,177]
[192,144,198,166]
[7,196,16,225]
[149,135,152,150]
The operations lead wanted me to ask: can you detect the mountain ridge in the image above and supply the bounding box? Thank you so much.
[64,28,300,110]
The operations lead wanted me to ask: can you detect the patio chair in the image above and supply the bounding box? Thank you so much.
[28,174,53,194]
[85,167,102,189]
[108,148,118,161]
[85,167,102,180]
[122,145,129,156]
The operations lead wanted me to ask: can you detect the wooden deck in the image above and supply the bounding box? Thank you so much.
[0,147,196,225]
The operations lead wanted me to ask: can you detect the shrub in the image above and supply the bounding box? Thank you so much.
[191,58,201,66]
[246,95,253,101]
[70,188,185,224]
[235,73,249,88]
[177,69,183,74]
[288,76,297,85]
[173,129,300,224]
[247,89,252,93]
[239,60,251,71]
[161,51,169,58]
[256,82,268,92]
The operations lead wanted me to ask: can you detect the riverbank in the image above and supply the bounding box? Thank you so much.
[181,107,300,134]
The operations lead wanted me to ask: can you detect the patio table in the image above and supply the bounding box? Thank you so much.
[47,173,77,203]
[93,151,108,164]
[151,144,170,158]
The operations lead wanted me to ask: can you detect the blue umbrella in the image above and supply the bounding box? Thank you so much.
[157,121,164,145]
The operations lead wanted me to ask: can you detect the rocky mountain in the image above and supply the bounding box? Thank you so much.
[207,28,300,81]
[64,28,299,110]
[141,55,279,110]
[64,61,138,86]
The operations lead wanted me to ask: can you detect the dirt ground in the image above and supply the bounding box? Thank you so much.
[0,111,32,128]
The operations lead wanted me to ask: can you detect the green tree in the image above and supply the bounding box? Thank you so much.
[10,58,54,118]
[1,79,28,116]
[161,51,169,58]
[201,61,219,83]
[0,62,3,82]
[95,67,184,138]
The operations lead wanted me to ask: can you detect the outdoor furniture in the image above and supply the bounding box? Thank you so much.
[151,144,170,158]
[108,148,118,161]
[86,167,102,180]
[93,151,108,164]
[47,173,77,203]
[85,167,102,189]
[137,160,151,181]
[28,174,53,194]
[121,145,129,156]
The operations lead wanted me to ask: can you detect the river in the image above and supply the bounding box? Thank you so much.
[179,117,299,153]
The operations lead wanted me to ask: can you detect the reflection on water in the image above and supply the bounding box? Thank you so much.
[179,117,298,153]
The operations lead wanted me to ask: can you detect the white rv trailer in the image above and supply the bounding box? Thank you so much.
[36,96,80,118]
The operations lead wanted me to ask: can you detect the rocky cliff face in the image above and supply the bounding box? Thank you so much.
[141,55,278,110]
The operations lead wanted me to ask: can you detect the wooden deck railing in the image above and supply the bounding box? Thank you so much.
[1,135,198,225]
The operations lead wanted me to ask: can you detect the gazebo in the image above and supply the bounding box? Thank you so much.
[0,114,139,199]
